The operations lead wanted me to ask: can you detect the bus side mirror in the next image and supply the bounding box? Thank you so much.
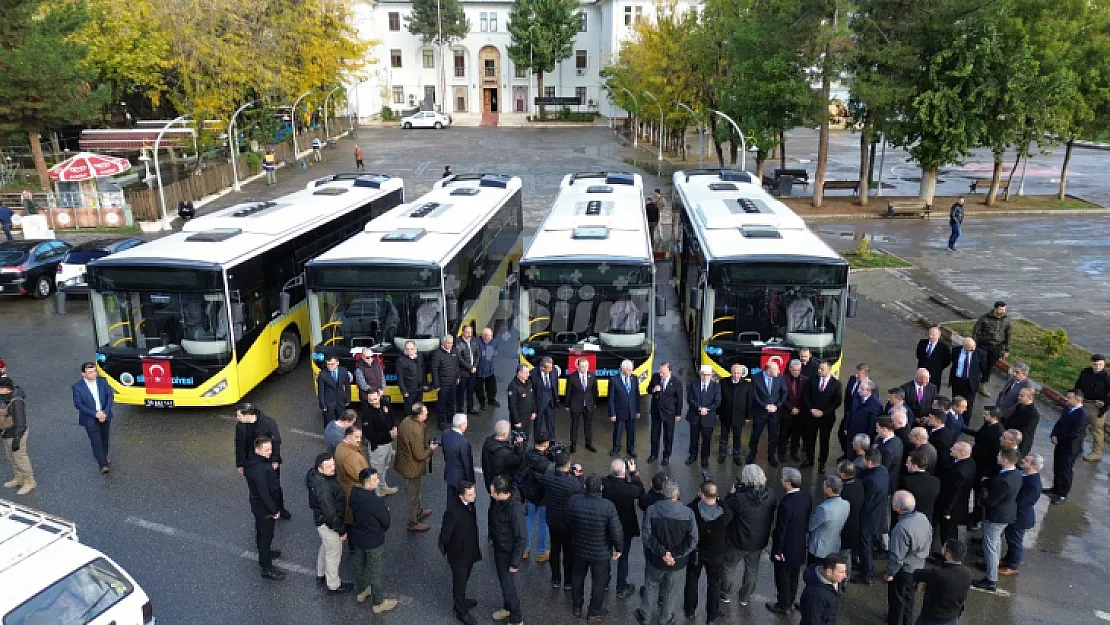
[655,295,667,317]
[846,292,859,318]
[231,303,245,324]
[279,292,291,316]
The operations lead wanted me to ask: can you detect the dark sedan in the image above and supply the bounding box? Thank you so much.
[0,240,72,298]
[55,237,145,295]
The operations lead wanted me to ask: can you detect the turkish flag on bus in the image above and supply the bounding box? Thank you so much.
[567,351,597,374]
[142,359,174,395]
[760,348,792,373]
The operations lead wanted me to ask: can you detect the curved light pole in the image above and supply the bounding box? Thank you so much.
[323,86,342,139]
[710,109,747,172]
[290,90,311,157]
[229,100,258,192]
[676,101,703,168]
[643,91,663,161]
[618,86,638,147]
[154,115,189,231]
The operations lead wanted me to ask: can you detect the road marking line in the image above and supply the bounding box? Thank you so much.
[290,428,325,440]
[969,586,1012,597]
[125,516,314,576]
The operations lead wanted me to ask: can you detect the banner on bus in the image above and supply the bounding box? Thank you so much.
[760,348,791,373]
[142,358,174,395]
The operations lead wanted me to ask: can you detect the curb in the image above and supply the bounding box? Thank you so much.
[802,208,1110,221]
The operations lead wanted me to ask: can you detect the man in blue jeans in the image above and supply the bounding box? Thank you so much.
[973,447,1021,591]
[0,203,13,241]
[947,197,965,251]
[999,453,1042,576]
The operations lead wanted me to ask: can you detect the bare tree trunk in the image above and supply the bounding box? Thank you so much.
[986,156,1003,206]
[857,120,871,207]
[756,153,766,179]
[28,127,50,192]
[1003,152,1022,201]
[536,72,545,119]
[729,141,738,166]
[710,117,725,167]
[1058,138,1074,200]
[919,167,938,205]
[813,50,832,208]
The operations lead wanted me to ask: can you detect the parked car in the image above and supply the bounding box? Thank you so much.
[400,111,452,130]
[0,240,71,299]
[56,237,145,295]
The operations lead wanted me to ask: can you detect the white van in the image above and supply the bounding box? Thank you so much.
[0,499,154,625]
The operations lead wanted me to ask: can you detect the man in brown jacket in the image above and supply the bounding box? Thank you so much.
[395,402,439,532]
[335,426,368,525]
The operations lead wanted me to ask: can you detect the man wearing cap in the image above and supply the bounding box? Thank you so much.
[686,365,721,468]
[971,302,1012,393]
[0,377,33,495]
[1074,354,1109,462]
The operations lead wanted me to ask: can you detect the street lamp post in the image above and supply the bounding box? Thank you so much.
[876,132,886,197]
[437,0,445,113]
[618,87,638,147]
[710,109,747,172]
[229,100,258,193]
[154,115,189,231]
[676,102,702,168]
[643,91,663,161]
[323,86,342,139]
[290,90,311,157]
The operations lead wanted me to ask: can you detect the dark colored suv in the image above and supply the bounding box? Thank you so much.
[0,240,72,298]
[56,237,145,295]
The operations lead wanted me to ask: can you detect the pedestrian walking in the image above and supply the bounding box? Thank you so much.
[947,196,964,251]
[913,539,972,625]
[541,451,585,590]
[885,490,932,625]
[531,356,560,441]
[748,361,788,467]
[0,377,33,495]
[684,479,733,624]
[397,340,427,416]
[999,453,1042,576]
[1046,391,1087,505]
[686,365,721,468]
[567,357,600,453]
[431,335,460,430]
[317,355,351,423]
[602,458,644,600]
[516,435,552,562]
[721,463,777,606]
[442,413,475,503]
[263,149,277,185]
[0,203,14,241]
[71,362,115,474]
[798,553,847,625]
[334,426,368,525]
[1074,353,1109,462]
[456,325,480,416]
[803,361,842,472]
[648,362,683,465]
[362,390,400,496]
[235,403,291,519]
[766,467,812,616]
[353,144,365,171]
[808,475,850,565]
[488,475,526,625]
[609,360,641,457]
[637,480,698,625]
[717,364,750,466]
[645,196,660,248]
[349,468,397,612]
[568,474,623,622]
[476,328,500,410]
[355,347,385,416]
[244,437,285,580]
[481,420,523,492]
[971,301,1012,390]
[306,452,352,594]
[394,403,438,532]
[439,480,482,625]
[324,409,357,456]
[311,136,323,162]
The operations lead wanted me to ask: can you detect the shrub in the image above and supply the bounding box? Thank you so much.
[380,106,395,121]
[245,151,262,175]
[855,234,872,257]
[1042,328,1069,357]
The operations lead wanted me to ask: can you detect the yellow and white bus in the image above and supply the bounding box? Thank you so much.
[671,169,854,377]
[517,172,658,397]
[86,174,405,407]
[305,173,524,404]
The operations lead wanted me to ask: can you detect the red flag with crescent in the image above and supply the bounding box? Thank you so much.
[760,348,792,373]
[142,359,174,395]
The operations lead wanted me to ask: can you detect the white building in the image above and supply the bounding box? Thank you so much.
[349,0,694,121]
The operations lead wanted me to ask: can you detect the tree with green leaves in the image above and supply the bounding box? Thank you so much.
[811,0,853,208]
[1053,0,1110,199]
[0,0,110,189]
[506,0,580,118]
[407,0,470,44]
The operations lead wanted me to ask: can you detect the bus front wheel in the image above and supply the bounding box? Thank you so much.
[276,331,302,374]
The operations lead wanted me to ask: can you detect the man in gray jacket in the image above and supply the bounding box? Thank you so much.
[884,490,931,625]
[808,475,850,565]
[637,480,698,625]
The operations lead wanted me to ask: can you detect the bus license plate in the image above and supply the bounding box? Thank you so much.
[144,399,175,408]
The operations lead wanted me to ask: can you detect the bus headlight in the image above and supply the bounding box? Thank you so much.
[201,379,228,397]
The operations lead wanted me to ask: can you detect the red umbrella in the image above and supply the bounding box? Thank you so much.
[48,152,132,182]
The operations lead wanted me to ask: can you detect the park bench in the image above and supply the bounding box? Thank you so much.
[969,178,1011,194]
[822,179,860,195]
[885,201,931,218]
[773,168,810,189]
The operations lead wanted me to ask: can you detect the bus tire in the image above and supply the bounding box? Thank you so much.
[276,330,301,374]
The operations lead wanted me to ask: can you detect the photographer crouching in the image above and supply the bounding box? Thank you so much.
[481,419,525,492]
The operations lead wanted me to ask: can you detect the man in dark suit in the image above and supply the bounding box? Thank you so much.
[779,359,809,462]
[765,467,813,616]
[439,481,482,625]
[396,340,427,416]
[797,347,819,380]
[317,355,351,424]
[1006,387,1039,457]
[842,363,874,422]
[915,326,951,390]
[973,447,1021,592]
[934,442,975,556]
[441,414,475,503]
[747,361,788,467]
[686,365,721,468]
[648,362,683,465]
[531,357,560,440]
[949,338,989,421]
[876,416,904,491]
[995,363,1034,420]
[718,363,751,465]
[1046,391,1088,504]
[72,362,115,473]
[969,407,1003,526]
[803,361,842,472]
[505,364,535,434]
[852,449,889,585]
[901,369,938,424]
[999,453,1042,576]
[926,410,955,475]
[837,461,864,569]
[430,335,461,430]
[608,360,641,457]
[840,380,881,461]
[244,437,285,580]
[901,450,940,522]
[565,357,599,453]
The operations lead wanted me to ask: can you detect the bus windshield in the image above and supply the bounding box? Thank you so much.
[520,263,653,351]
[311,290,445,353]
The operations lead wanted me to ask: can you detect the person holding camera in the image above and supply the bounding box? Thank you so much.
[541,451,585,590]
[481,420,524,492]
[603,458,645,600]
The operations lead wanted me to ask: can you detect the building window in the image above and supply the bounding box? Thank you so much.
[388,12,400,31]
[579,12,587,32]
[575,50,587,70]
[624,6,632,26]
[635,6,643,23]
[544,86,555,98]
[480,12,488,32]
[484,59,495,78]
[576,87,587,105]
[423,49,435,69]
[454,50,465,77]
[392,86,404,104]
[390,49,402,68]
[514,64,527,79]
[489,12,497,31]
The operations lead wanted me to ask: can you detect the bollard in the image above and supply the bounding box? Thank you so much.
[54,291,66,314]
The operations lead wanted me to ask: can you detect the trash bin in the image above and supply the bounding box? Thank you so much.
[778,175,794,197]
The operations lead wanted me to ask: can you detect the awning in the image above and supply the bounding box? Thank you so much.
[79,128,196,152]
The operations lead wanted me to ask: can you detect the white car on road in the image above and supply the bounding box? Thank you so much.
[400,111,452,130]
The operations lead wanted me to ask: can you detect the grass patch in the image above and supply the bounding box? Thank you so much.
[943,318,1089,394]
[842,250,912,269]
[968,195,1097,210]
[56,225,141,235]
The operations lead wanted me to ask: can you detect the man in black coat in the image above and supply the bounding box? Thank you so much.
[505,365,534,434]
[836,461,864,570]
[567,474,623,620]
[876,416,904,490]
[779,359,809,462]
[244,437,285,580]
[602,458,644,599]
[488,476,526,625]
[1006,387,1039,457]
[766,467,813,615]
[234,404,292,519]
[949,338,989,420]
[973,448,1021,592]
[306,453,351,593]
[686,365,722,468]
[902,369,938,424]
[439,481,482,625]
[480,420,523,492]
[970,407,1003,527]
[684,480,734,623]
[455,325,480,416]
[915,327,952,391]
[749,361,789,467]
[722,464,777,605]
[933,442,976,556]
[531,357,561,441]
[648,362,684,465]
[442,414,475,503]
[926,410,955,476]
[431,335,461,430]
[717,363,751,465]
[349,469,395,612]
[914,540,972,625]
[853,449,889,585]
[803,361,842,471]
[396,340,427,416]
[317,355,351,424]
[841,363,874,420]
[798,554,847,625]
[566,357,599,453]
[541,452,585,589]
[1046,391,1088,504]
[901,450,940,522]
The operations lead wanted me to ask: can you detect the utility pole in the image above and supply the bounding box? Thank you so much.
[437,0,445,113]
